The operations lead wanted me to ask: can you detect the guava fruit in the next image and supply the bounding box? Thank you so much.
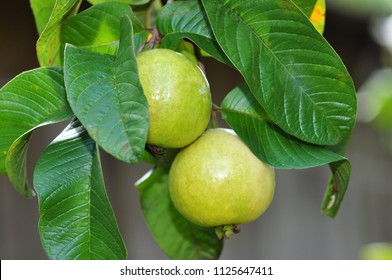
[168,128,275,238]
[137,48,212,148]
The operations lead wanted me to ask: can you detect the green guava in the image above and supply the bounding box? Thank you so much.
[136,48,212,148]
[168,128,275,238]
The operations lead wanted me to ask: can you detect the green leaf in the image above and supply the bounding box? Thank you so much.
[5,132,34,198]
[0,67,73,197]
[61,2,147,56]
[88,0,149,5]
[221,84,344,169]
[137,161,223,260]
[322,159,351,218]
[34,119,127,259]
[292,0,317,17]
[156,0,231,65]
[36,0,82,66]
[64,16,149,163]
[30,0,57,35]
[201,0,357,146]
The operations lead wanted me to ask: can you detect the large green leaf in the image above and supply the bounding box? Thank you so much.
[30,0,57,35]
[88,0,149,5]
[64,16,149,163]
[36,0,82,66]
[156,0,231,65]
[221,84,344,169]
[137,154,223,260]
[61,2,147,56]
[34,119,127,259]
[0,67,72,197]
[202,0,357,146]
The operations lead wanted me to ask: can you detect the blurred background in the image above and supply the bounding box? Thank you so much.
[1,0,392,259]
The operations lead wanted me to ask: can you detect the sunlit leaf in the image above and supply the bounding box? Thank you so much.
[29,0,57,35]
[36,0,82,66]
[61,2,147,56]
[0,67,72,197]
[64,16,149,163]
[202,0,357,146]
[310,0,326,34]
[34,119,127,259]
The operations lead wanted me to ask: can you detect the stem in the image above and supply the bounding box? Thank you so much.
[146,144,166,157]
[212,103,222,112]
[147,27,161,50]
[210,103,222,129]
[211,110,218,129]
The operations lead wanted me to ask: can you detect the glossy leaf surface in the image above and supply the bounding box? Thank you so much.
[221,84,344,169]
[0,67,72,197]
[292,0,317,16]
[202,0,357,146]
[64,16,149,163]
[34,119,127,259]
[61,2,147,56]
[156,0,230,65]
[30,0,57,35]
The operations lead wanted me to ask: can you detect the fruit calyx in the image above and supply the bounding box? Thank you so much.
[146,144,166,157]
[215,224,241,240]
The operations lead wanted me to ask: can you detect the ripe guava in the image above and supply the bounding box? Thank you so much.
[137,48,212,148]
[168,128,275,238]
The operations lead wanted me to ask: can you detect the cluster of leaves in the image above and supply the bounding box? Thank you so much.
[0,0,356,259]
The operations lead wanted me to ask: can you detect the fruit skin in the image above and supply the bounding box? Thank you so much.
[136,49,212,148]
[168,128,275,227]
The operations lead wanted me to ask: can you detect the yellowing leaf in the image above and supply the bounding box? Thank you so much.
[310,0,326,34]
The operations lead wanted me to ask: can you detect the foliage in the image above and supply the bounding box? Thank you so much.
[0,0,356,259]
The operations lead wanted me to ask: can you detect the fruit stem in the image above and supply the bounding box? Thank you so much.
[212,103,222,112]
[147,27,161,50]
[146,144,166,157]
[211,110,219,129]
[211,103,222,129]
